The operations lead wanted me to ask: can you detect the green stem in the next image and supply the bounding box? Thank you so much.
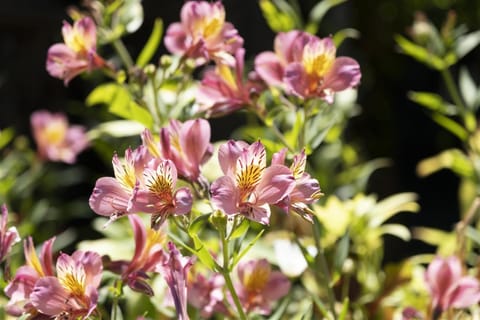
[148,74,163,128]
[312,218,337,320]
[220,231,248,320]
[253,106,295,152]
[112,39,134,70]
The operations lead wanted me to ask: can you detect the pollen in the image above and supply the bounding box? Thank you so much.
[236,163,262,191]
[59,269,86,297]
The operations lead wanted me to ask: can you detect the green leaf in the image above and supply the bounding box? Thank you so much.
[416,148,474,178]
[267,295,291,320]
[334,232,350,271]
[369,192,419,228]
[380,224,411,241]
[395,35,454,70]
[259,0,300,32]
[465,225,480,246]
[408,91,457,115]
[188,213,210,236]
[136,18,163,67]
[338,298,350,320]
[333,28,360,47]
[306,0,347,34]
[88,120,145,139]
[227,218,250,240]
[455,30,480,60]
[232,229,265,267]
[431,113,468,141]
[86,83,153,128]
[459,67,477,110]
[0,127,14,149]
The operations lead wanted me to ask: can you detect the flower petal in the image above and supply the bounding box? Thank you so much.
[89,177,131,216]
[211,176,239,215]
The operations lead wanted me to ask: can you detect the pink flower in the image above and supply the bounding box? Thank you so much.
[235,258,291,315]
[30,251,103,319]
[254,30,305,87]
[90,147,193,229]
[46,16,106,85]
[164,1,243,65]
[4,237,55,316]
[106,215,166,296]
[271,149,322,222]
[30,110,89,164]
[188,272,228,318]
[0,204,20,263]
[425,256,480,314]
[142,118,212,183]
[284,35,361,103]
[158,242,193,320]
[210,140,295,224]
[197,49,262,117]
[89,146,146,220]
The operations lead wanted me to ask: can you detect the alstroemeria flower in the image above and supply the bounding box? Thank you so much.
[254,30,305,87]
[197,49,262,117]
[284,35,361,103]
[0,204,20,264]
[188,272,228,318]
[30,250,103,319]
[158,242,193,320]
[47,16,106,85]
[106,215,166,296]
[425,256,480,315]
[272,149,322,222]
[164,1,243,65]
[235,258,291,315]
[4,237,55,317]
[89,146,147,221]
[142,118,212,183]
[31,110,89,164]
[210,140,295,224]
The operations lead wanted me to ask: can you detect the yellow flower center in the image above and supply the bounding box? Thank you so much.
[58,264,86,297]
[217,64,237,90]
[42,121,67,145]
[302,43,335,79]
[243,264,271,292]
[65,31,89,54]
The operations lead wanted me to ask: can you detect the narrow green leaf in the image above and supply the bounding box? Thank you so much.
[369,192,419,227]
[338,298,350,320]
[334,232,350,271]
[465,226,480,246]
[333,28,360,47]
[416,148,474,178]
[227,218,250,240]
[408,91,457,115]
[306,0,347,34]
[87,120,145,140]
[190,233,218,271]
[455,30,480,60]
[86,83,153,128]
[395,35,451,70]
[0,127,14,149]
[188,213,210,236]
[267,295,291,320]
[430,113,468,141]
[136,18,163,67]
[259,0,299,32]
[232,229,265,267]
[380,224,411,241]
[459,67,477,110]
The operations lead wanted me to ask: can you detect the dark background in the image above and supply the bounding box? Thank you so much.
[2,0,480,261]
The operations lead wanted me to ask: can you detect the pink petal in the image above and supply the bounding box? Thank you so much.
[322,57,361,92]
[164,22,188,55]
[180,119,212,178]
[74,17,97,50]
[174,187,193,215]
[245,203,271,225]
[46,43,88,85]
[254,51,284,86]
[129,215,147,265]
[263,271,291,301]
[274,30,304,63]
[255,165,295,204]
[271,148,287,166]
[448,276,480,309]
[31,276,70,316]
[210,176,239,215]
[89,177,131,216]
[284,62,309,98]
[71,250,103,288]
[40,237,56,277]
[218,140,248,176]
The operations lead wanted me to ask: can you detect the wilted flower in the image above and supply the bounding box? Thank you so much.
[197,49,261,117]
[425,256,480,315]
[30,250,103,319]
[188,272,228,318]
[158,242,193,320]
[142,118,212,183]
[106,215,166,296]
[46,16,106,85]
[0,204,20,264]
[272,149,322,222]
[235,258,290,315]
[164,1,243,65]
[284,35,361,102]
[31,110,89,164]
[210,140,295,224]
